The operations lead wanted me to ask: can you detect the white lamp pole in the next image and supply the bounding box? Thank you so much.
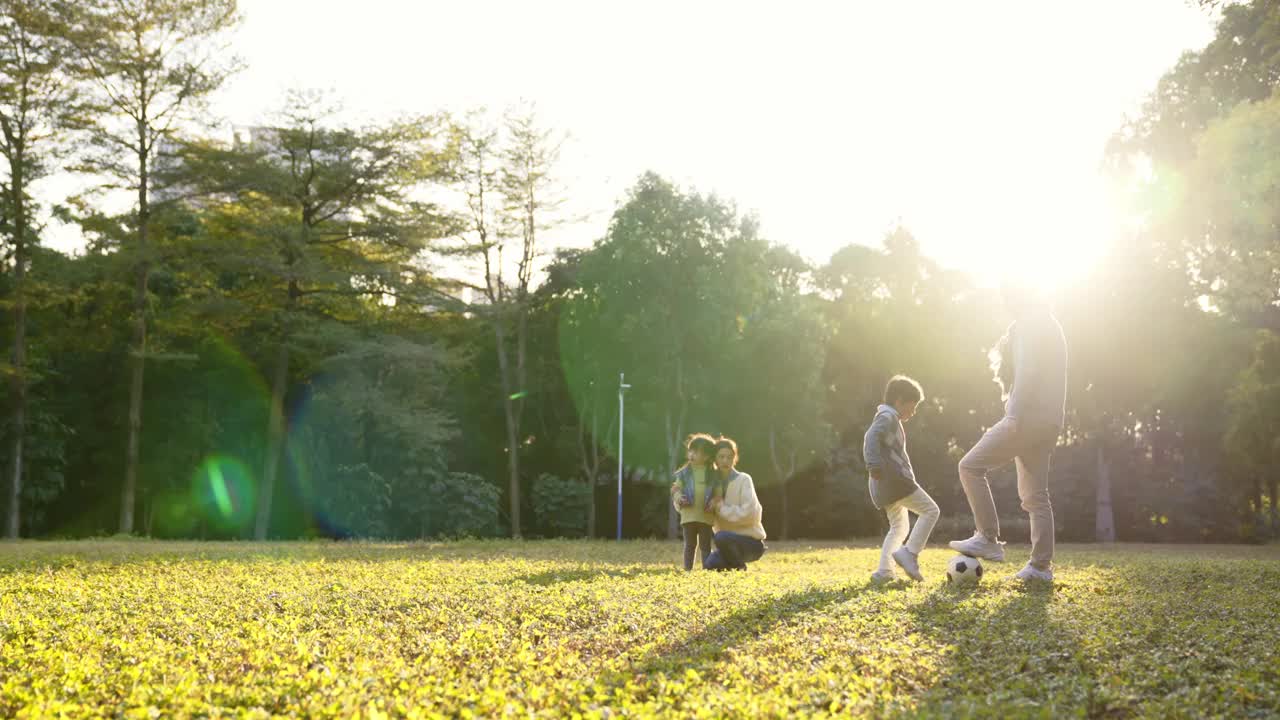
[616,372,631,541]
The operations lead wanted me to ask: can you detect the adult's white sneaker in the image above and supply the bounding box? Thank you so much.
[948,533,1006,562]
[1014,563,1053,583]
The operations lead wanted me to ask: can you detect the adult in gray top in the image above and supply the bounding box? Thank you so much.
[950,283,1068,582]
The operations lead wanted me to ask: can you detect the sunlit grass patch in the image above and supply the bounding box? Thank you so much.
[1,540,1277,718]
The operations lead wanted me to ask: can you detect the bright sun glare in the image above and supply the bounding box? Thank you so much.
[1002,181,1121,292]
[39,0,1211,288]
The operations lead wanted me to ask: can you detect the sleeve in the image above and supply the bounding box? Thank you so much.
[863,412,891,470]
[716,474,762,525]
[1007,319,1042,421]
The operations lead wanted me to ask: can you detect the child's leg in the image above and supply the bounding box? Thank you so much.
[900,488,941,555]
[696,523,714,567]
[878,503,910,572]
[681,523,698,571]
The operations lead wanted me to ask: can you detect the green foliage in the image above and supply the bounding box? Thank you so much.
[1112,0,1280,168]
[7,0,1280,548]
[0,404,69,529]
[0,541,1277,717]
[1183,94,1280,321]
[1110,0,1280,328]
[424,473,502,538]
[531,474,590,537]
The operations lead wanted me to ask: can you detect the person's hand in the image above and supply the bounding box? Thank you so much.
[869,468,882,481]
[709,497,723,512]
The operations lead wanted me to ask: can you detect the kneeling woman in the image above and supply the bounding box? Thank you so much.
[704,436,767,571]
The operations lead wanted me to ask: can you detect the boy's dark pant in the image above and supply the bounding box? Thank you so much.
[704,531,765,571]
[682,522,714,570]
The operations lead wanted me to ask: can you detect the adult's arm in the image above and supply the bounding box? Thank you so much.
[1006,318,1044,423]
[717,473,762,525]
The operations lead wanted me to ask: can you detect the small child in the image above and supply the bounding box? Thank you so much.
[670,433,722,571]
[863,375,940,583]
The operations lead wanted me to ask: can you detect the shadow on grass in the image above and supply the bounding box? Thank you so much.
[900,580,1102,718]
[508,565,680,587]
[610,580,875,683]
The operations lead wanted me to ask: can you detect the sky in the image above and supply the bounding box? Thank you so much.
[44,0,1216,289]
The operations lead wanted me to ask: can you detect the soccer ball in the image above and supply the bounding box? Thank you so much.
[946,554,984,585]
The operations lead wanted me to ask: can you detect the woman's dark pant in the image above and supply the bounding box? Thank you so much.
[704,531,766,571]
[681,522,714,570]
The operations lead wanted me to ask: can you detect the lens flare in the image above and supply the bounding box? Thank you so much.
[192,456,255,530]
[207,462,234,518]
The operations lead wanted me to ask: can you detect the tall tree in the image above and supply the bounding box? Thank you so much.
[1181,93,1280,328]
[550,249,617,538]
[1102,0,1278,537]
[0,0,83,538]
[1225,332,1280,538]
[570,173,759,538]
[65,0,239,534]
[734,246,829,540]
[451,106,565,537]
[177,92,452,538]
[1109,0,1280,328]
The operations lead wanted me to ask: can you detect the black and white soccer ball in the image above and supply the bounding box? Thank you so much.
[946,554,984,585]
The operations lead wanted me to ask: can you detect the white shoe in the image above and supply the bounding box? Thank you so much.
[892,547,924,581]
[949,533,1006,562]
[870,569,897,584]
[1014,563,1053,583]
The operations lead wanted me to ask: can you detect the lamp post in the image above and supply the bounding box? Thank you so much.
[616,372,631,541]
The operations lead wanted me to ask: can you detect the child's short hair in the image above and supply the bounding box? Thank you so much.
[713,436,739,466]
[883,375,924,406]
[685,432,716,458]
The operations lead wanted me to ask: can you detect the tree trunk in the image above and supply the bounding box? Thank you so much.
[513,301,530,537]
[1095,441,1116,543]
[769,428,788,540]
[1270,476,1279,537]
[780,480,790,541]
[586,426,597,541]
[256,340,289,540]
[664,408,683,540]
[579,397,600,539]
[664,356,687,540]
[586,478,597,539]
[6,160,27,539]
[785,450,796,540]
[121,119,151,535]
[494,320,521,537]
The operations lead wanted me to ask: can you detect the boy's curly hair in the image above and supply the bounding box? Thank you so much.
[883,375,924,406]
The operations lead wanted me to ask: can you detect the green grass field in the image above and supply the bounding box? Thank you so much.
[1,540,1278,718]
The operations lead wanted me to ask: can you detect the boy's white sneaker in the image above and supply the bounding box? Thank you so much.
[1014,563,1053,583]
[949,533,1006,562]
[891,547,924,581]
[870,569,897,584]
